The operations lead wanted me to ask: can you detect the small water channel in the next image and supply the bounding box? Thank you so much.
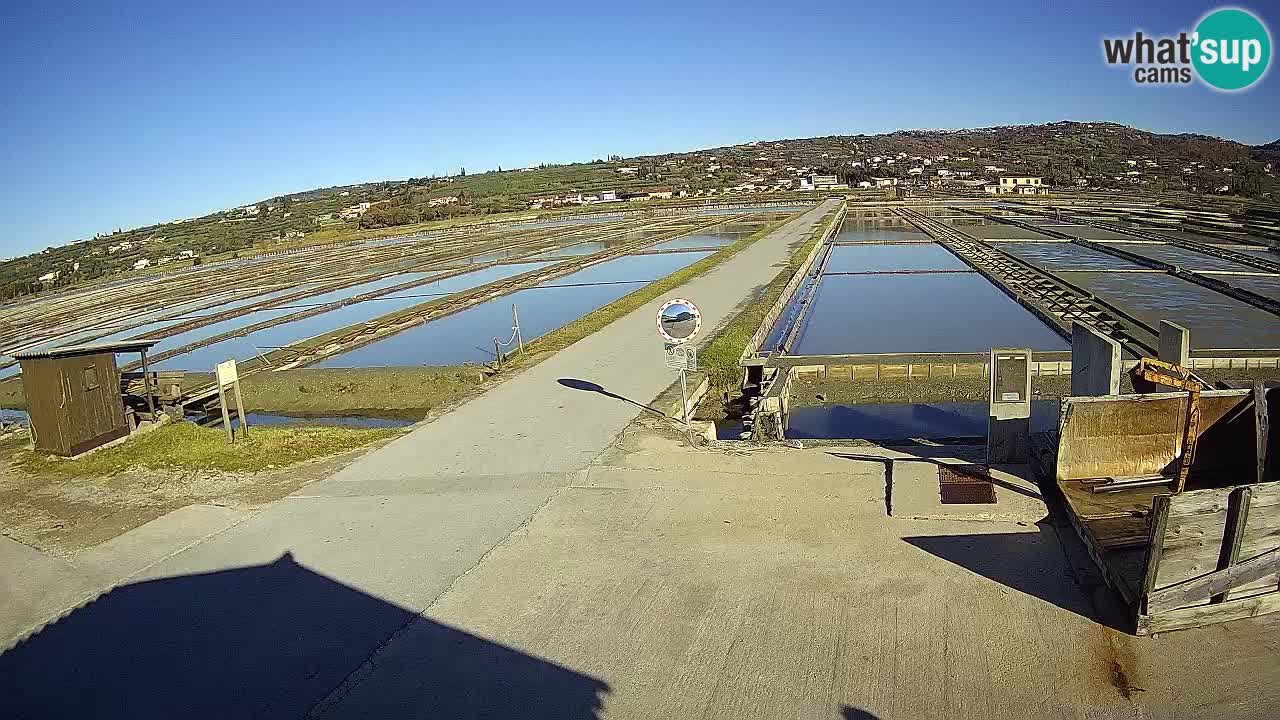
[315,250,712,368]
[646,223,764,251]
[786,399,1060,440]
[790,273,1069,355]
[823,242,968,273]
[1106,242,1268,273]
[1065,272,1280,350]
[994,242,1143,272]
[155,261,556,371]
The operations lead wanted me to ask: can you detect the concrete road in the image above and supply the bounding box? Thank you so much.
[0,200,838,719]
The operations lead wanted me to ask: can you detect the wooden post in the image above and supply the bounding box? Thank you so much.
[1212,486,1252,604]
[139,349,156,419]
[1140,495,1172,615]
[217,384,233,443]
[1256,381,1269,485]
[232,379,248,438]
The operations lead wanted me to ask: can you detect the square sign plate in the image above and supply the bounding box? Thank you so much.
[664,343,697,371]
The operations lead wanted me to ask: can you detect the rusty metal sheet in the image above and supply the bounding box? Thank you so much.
[939,464,997,504]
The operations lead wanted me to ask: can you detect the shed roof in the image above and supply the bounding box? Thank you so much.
[14,339,160,361]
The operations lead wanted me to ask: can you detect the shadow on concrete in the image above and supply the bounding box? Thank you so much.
[903,526,1114,629]
[557,378,668,418]
[0,552,608,719]
[827,451,1043,503]
[841,707,881,720]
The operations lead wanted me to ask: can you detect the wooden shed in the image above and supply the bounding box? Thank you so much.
[14,340,159,457]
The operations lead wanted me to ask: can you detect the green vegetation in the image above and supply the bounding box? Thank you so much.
[698,210,837,394]
[8,120,1276,304]
[15,422,403,476]
[237,367,488,419]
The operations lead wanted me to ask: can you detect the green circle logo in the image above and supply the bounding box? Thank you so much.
[1193,8,1271,90]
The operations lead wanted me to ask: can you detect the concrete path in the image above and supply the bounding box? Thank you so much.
[1,200,838,719]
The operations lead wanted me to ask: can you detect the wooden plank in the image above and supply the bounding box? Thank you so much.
[1086,515,1150,550]
[1148,546,1280,613]
[1140,494,1172,614]
[1054,479,1141,607]
[1213,486,1253,604]
[1155,482,1280,597]
[1058,478,1162,521]
[1257,382,1270,485]
[1139,581,1280,635]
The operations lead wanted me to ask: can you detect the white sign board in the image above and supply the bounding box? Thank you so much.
[215,359,239,388]
[657,298,702,344]
[664,343,697,371]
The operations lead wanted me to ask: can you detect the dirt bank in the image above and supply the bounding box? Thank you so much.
[0,428,399,557]
[1,366,492,420]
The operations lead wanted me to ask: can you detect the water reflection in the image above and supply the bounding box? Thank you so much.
[316,252,711,368]
[823,243,968,273]
[792,273,1068,355]
[787,400,1059,440]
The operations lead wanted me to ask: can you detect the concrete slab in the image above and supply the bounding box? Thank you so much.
[0,537,107,648]
[314,481,1114,720]
[75,504,251,582]
[889,458,1048,523]
[131,490,558,613]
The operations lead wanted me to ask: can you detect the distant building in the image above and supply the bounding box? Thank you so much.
[132,258,151,270]
[810,174,839,188]
[427,196,458,207]
[617,167,640,175]
[870,177,898,188]
[987,176,1046,194]
[856,180,872,189]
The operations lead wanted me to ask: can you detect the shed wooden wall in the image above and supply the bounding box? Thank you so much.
[20,352,127,456]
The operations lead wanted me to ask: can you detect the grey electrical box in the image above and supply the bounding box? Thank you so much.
[988,348,1032,463]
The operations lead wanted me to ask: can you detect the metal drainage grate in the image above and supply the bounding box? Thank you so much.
[938,464,997,504]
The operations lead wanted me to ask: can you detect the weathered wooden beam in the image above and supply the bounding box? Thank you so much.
[1256,381,1270,485]
[1140,494,1171,615]
[1149,545,1280,614]
[1212,486,1253,604]
[1139,591,1280,635]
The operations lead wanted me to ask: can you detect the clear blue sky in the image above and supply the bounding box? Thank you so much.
[2,1,1276,255]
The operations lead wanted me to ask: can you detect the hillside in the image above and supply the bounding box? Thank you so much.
[3,121,1276,301]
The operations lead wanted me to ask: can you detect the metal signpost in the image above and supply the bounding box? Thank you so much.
[657,298,702,429]
[215,359,247,443]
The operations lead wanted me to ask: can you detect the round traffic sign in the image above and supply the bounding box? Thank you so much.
[657,298,701,344]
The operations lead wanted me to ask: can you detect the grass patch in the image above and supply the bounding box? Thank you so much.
[697,208,839,395]
[237,367,488,419]
[14,422,403,477]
